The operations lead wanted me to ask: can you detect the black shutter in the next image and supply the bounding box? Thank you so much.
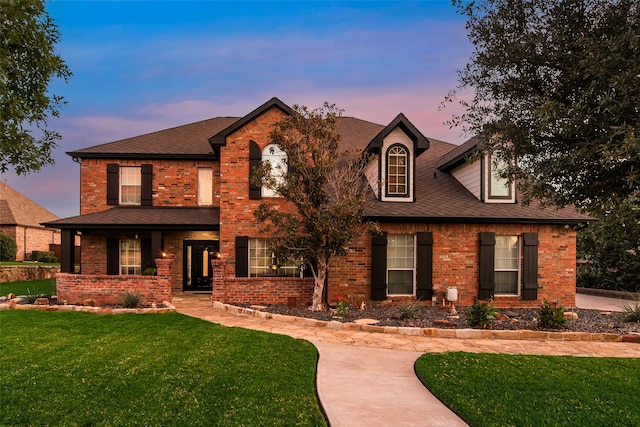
[141,238,152,272]
[522,232,539,300]
[60,229,75,273]
[249,140,262,200]
[416,232,434,301]
[371,233,387,300]
[478,232,496,300]
[106,238,119,275]
[106,164,119,205]
[235,236,249,277]
[141,164,153,206]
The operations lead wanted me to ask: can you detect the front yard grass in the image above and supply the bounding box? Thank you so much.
[415,352,639,427]
[0,310,326,426]
[0,278,56,297]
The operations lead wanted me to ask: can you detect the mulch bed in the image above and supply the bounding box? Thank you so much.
[251,303,640,335]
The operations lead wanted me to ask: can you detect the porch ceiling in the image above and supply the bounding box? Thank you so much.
[42,206,220,231]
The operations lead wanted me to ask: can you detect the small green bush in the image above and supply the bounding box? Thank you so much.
[121,291,141,308]
[621,299,640,322]
[24,289,51,304]
[538,299,566,329]
[31,251,56,262]
[142,267,157,276]
[0,233,17,261]
[398,300,420,319]
[466,299,496,329]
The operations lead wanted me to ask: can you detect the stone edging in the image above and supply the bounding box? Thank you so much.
[0,299,176,315]
[213,301,640,344]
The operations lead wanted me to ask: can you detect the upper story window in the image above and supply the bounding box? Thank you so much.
[386,144,409,197]
[261,144,287,198]
[484,154,515,203]
[120,166,141,205]
[198,168,213,206]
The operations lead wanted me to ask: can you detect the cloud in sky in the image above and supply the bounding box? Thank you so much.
[2,1,473,218]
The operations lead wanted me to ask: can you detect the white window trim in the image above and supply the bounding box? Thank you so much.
[380,129,414,202]
[120,239,141,276]
[386,234,416,296]
[119,166,141,205]
[248,238,299,277]
[261,144,287,198]
[483,155,515,203]
[494,235,521,296]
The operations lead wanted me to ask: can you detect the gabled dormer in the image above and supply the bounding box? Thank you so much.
[436,137,516,204]
[364,114,430,202]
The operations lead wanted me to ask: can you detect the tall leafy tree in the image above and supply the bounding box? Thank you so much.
[254,104,377,310]
[1,0,71,175]
[448,0,640,213]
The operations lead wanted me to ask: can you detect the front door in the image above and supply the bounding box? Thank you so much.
[183,240,218,291]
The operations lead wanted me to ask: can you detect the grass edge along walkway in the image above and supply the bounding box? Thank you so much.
[0,310,327,426]
[415,352,640,427]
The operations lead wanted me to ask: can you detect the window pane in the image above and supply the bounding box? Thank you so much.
[120,239,141,275]
[249,238,299,277]
[262,144,287,198]
[198,168,213,206]
[120,167,141,204]
[388,270,413,295]
[387,146,408,195]
[494,235,519,295]
[489,156,510,197]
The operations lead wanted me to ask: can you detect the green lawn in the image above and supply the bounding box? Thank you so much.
[0,310,326,426]
[0,278,56,297]
[415,352,640,427]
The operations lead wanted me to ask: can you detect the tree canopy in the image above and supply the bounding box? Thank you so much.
[253,103,376,310]
[448,0,640,213]
[1,0,71,175]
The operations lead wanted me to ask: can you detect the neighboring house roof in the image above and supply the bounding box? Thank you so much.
[0,182,59,228]
[67,117,239,160]
[43,206,220,230]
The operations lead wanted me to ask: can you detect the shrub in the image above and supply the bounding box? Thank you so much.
[335,295,349,317]
[24,289,51,304]
[466,300,496,329]
[121,291,141,308]
[538,299,566,329]
[621,299,640,323]
[398,299,420,319]
[0,233,17,261]
[31,251,56,263]
[142,267,157,276]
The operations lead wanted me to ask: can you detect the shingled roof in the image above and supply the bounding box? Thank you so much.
[0,182,59,228]
[67,117,239,159]
[44,206,220,230]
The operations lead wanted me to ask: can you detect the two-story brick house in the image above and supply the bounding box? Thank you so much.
[46,97,591,308]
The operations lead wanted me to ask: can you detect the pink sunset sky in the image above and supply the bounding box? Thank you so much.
[3,1,474,218]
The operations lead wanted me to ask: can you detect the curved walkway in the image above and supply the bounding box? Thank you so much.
[171,295,639,427]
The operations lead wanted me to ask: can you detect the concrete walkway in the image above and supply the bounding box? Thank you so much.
[171,294,639,427]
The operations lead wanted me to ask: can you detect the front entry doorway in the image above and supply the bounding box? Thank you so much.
[183,240,218,292]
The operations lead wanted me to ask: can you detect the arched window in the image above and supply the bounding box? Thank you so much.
[386,145,409,197]
[262,144,287,197]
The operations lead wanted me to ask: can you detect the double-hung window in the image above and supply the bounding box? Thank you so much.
[120,239,141,275]
[198,168,213,206]
[249,238,299,277]
[494,235,520,295]
[387,234,415,295]
[120,166,141,205]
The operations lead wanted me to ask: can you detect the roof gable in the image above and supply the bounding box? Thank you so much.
[436,137,479,171]
[365,113,430,156]
[208,97,294,147]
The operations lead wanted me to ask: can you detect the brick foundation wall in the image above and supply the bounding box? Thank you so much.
[56,258,172,306]
[210,259,314,305]
[327,223,577,309]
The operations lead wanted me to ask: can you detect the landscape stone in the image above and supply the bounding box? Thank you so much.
[354,318,380,325]
[34,297,49,305]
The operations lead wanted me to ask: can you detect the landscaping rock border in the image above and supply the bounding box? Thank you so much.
[213,301,640,344]
[0,297,176,315]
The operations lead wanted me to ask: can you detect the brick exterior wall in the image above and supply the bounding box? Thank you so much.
[327,223,577,309]
[56,258,172,306]
[0,225,60,261]
[79,158,218,215]
[211,258,314,305]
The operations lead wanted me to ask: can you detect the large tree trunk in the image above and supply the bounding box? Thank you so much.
[311,256,328,310]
